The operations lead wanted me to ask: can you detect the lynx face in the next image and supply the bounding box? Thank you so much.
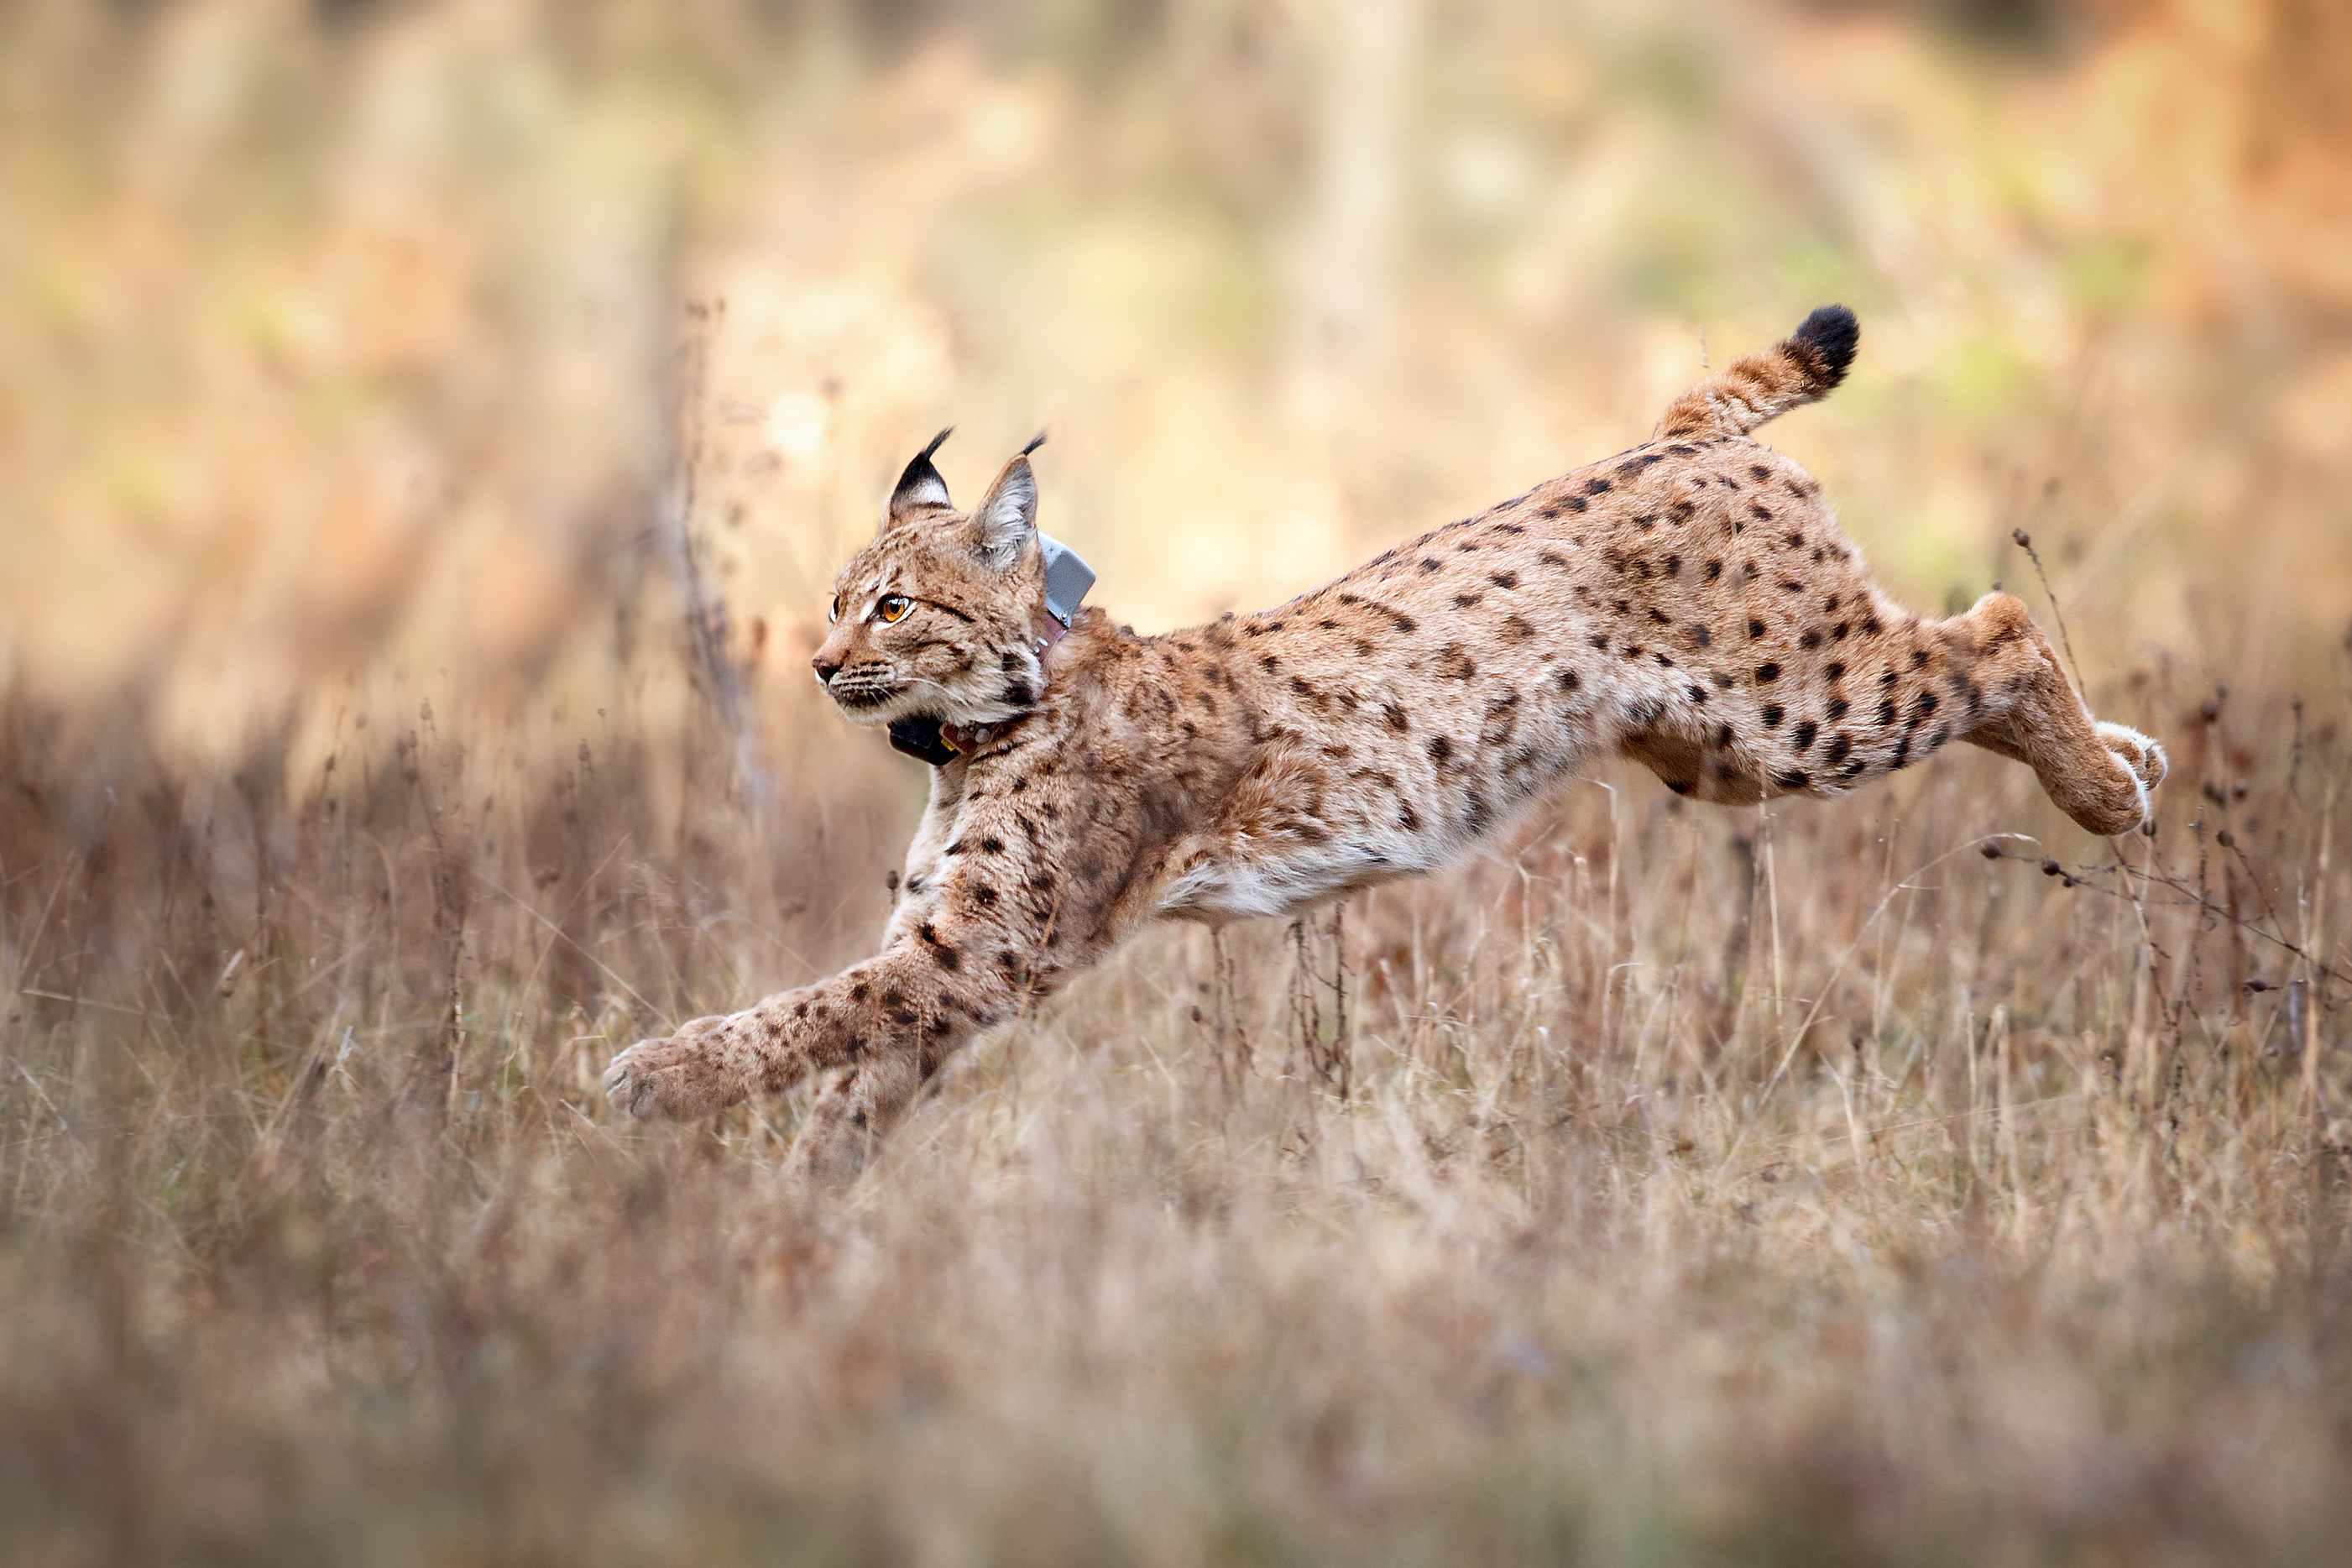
[811,431,1051,730]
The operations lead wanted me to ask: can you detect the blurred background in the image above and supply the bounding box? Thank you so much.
[4,0,2346,794]
[7,7,2352,1560]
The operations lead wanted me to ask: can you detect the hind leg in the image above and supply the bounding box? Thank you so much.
[1949,593,2165,836]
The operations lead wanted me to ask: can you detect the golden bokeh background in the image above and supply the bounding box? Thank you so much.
[7,8,2352,1560]
[7,0,2346,782]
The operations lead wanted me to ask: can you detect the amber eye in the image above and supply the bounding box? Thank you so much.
[874,593,912,625]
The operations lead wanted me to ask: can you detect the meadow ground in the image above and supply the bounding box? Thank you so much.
[3,614,2348,1565]
[3,2,2349,1562]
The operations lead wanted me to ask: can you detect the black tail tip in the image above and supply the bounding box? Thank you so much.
[1790,304,1860,390]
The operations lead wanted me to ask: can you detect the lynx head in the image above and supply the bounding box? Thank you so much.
[811,430,1052,729]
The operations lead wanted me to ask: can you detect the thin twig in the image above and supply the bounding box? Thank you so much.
[2010,528,2086,693]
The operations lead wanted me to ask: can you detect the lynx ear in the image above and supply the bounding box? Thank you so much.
[971,442,1041,567]
[886,428,954,530]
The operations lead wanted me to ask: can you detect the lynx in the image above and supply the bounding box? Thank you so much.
[604,306,2166,1179]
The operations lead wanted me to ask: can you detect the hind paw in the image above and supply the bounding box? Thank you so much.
[2094,722,2167,831]
[2097,723,2167,794]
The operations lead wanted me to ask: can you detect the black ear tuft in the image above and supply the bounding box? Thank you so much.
[887,428,955,525]
[1018,431,1048,458]
[1790,306,1860,390]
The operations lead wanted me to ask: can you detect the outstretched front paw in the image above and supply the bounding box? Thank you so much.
[602,1014,752,1120]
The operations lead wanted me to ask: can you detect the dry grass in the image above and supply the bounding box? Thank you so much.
[4,631,2347,1564]
[4,2,2350,1563]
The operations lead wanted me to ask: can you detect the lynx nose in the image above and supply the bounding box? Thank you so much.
[811,654,841,685]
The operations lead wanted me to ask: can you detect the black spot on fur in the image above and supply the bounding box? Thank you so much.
[980,836,1005,854]
[1776,769,1811,789]
[1756,662,1780,682]
[1690,623,1712,647]
[1557,669,1581,693]
[1706,559,1723,581]
[1748,619,1765,639]
[1428,735,1454,763]
[1794,720,1817,750]
[1385,703,1409,731]
[918,924,960,970]
[1455,593,1483,609]
[1825,734,1852,766]
[1491,571,1518,589]
[1827,698,1849,720]
[1761,704,1785,727]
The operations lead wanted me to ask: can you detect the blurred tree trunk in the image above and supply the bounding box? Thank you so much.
[1282,0,1420,439]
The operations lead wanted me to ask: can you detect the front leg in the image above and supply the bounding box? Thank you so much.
[780,1053,932,1186]
[606,727,1169,1170]
[602,945,989,1121]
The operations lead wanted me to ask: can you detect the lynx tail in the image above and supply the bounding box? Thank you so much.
[1656,305,1859,442]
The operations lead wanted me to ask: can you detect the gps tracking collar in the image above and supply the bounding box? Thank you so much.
[888,529,1094,768]
[1036,531,1095,645]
